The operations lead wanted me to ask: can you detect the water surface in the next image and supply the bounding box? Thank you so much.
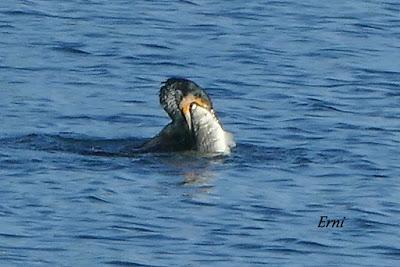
[1,0,400,266]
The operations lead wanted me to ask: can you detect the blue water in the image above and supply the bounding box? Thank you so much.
[1,0,400,266]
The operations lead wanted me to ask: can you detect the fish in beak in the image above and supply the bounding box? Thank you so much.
[182,102,192,131]
[180,96,211,132]
[188,103,235,154]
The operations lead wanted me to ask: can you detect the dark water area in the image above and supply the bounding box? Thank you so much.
[1,0,400,266]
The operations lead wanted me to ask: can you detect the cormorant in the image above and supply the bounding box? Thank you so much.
[139,78,234,154]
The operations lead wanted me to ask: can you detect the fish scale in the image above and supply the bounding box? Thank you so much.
[190,104,235,154]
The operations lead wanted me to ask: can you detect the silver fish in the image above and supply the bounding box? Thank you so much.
[189,103,235,155]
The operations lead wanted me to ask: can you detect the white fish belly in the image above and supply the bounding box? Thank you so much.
[190,105,234,154]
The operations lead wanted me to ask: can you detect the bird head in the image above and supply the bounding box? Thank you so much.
[160,78,213,131]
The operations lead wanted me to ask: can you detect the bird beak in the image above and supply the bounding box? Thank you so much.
[180,96,210,132]
[182,103,192,131]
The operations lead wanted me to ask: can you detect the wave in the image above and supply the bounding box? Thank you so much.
[0,133,144,157]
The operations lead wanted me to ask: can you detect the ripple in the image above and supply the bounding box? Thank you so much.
[52,46,91,55]
[105,261,166,267]
[1,1,399,266]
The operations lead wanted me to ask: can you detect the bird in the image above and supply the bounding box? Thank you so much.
[139,78,234,154]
